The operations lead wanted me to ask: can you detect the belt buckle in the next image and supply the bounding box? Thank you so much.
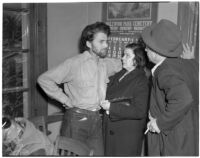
[91,108,98,112]
[76,109,82,113]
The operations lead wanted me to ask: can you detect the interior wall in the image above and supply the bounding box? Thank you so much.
[157,2,178,24]
[47,2,178,142]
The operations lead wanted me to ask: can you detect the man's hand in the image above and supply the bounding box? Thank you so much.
[63,104,71,109]
[181,43,195,59]
[63,100,72,109]
[147,113,160,133]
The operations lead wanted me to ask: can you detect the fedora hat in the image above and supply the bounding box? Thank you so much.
[141,19,183,57]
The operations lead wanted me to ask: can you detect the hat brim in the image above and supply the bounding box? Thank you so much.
[142,24,183,57]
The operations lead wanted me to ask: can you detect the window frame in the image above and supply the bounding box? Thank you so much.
[3,3,48,118]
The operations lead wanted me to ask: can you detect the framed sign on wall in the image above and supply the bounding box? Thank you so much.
[102,2,158,58]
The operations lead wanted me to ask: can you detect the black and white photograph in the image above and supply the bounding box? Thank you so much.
[2,1,199,156]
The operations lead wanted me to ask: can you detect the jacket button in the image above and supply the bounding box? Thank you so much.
[109,130,114,135]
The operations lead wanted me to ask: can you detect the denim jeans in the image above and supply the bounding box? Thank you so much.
[60,108,104,156]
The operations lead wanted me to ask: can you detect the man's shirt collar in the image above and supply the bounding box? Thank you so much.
[151,58,166,76]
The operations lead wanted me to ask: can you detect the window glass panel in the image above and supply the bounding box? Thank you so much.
[3,52,28,89]
[3,10,22,49]
[3,92,24,117]
[3,4,30,118]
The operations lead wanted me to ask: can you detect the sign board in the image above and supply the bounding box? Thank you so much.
[102,2,158,58]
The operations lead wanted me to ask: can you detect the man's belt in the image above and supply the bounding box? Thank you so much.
[68,107,100,115]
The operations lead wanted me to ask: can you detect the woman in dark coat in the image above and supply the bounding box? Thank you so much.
[100,43,150,156]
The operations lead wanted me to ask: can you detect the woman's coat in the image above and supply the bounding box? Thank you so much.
[104,68,149,156]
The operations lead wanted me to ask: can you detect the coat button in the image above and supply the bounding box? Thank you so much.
[109,130,114,135]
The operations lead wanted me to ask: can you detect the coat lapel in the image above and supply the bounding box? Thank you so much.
[119,68,144,84]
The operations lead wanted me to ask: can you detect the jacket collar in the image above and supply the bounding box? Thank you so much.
[119,68,145,82]
[151,58,166,76]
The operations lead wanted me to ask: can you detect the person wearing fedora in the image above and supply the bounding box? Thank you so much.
[141,19,199,156]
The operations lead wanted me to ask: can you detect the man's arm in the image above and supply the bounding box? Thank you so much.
[156,68,193,132]
[37,58,73,107]
[104,58,122,77]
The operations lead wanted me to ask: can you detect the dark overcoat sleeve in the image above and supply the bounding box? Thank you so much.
[155,66,193,132]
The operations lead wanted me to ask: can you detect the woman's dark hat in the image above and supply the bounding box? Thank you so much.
[141,19,183,57]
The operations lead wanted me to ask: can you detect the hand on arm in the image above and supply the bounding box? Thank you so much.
[63,100,73,109]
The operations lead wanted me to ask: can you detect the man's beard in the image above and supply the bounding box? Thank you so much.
[98,52,107,58]
[95,50,107,58]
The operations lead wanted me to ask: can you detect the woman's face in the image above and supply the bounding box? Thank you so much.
[122,48,136,71]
